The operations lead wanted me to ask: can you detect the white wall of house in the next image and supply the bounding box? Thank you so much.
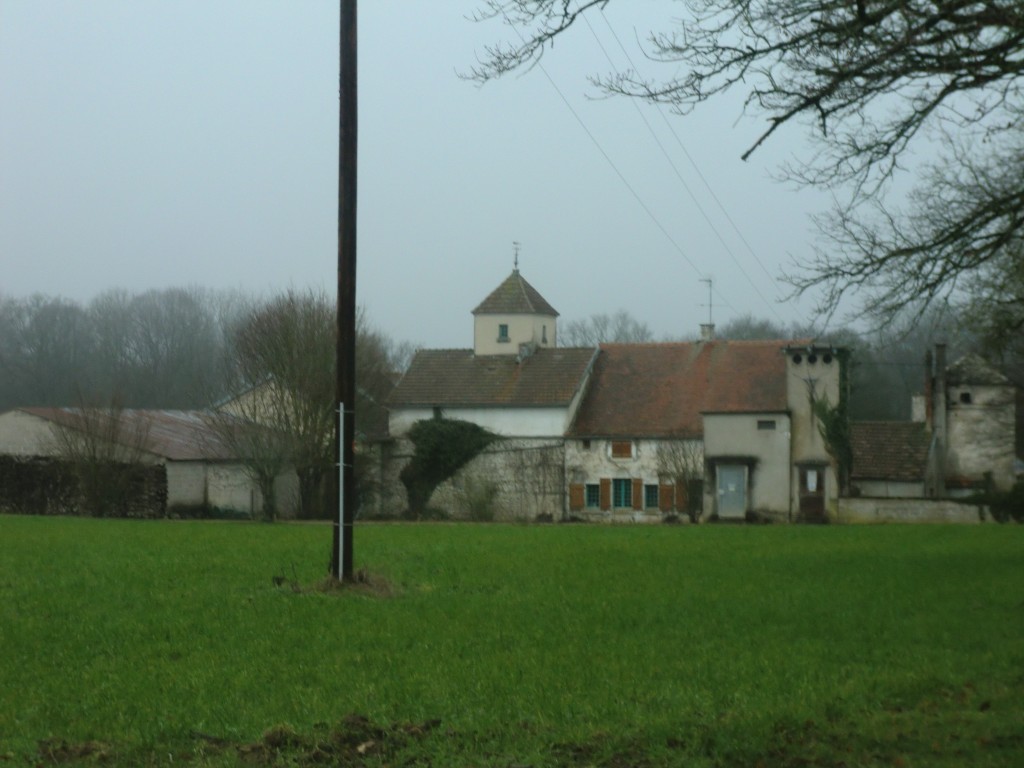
[785,350,841,513]
[389,406,571,438]
[473,313,555,356]
[945,383,1016,491]
[565,437,703,521]
[165,462,208,508]
[165,461,299,517]
[704,412,791,518]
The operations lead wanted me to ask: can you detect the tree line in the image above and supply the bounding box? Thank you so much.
[0,286,1004,426]
[0,286,410,420]
[1,285,1014,519]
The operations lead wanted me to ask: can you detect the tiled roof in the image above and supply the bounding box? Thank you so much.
[568,341,791,438]
[388,347,596,408]
[946,354,1012,386]
[472,270,558,316]
[20,407,233,461]
[850,421,931,482]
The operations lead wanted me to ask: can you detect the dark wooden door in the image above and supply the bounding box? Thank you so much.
[798,466,826,523]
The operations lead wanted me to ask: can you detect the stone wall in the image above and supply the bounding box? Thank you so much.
[358,437,566,521]
[835,497,988,524]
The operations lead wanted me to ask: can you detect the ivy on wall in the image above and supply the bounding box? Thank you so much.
[400,418,496,519]
[813,349,852,494]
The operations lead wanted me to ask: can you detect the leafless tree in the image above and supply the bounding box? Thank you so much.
[561,310,654,346]
[226,288,335,518]
[201,408,291,522]
[221,291,408,519]
[656,439,704,523]
[48,397,153,517]
[468,1,1024,347]
[0,295,93,408]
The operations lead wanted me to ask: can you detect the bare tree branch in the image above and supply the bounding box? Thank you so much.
[469,1,1024,347]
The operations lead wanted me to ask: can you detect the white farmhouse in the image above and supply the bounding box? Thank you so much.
[385,268,845,522]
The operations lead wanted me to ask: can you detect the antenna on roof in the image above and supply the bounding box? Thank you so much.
[700,277,714,325]
[699,277,716,341]
[512,241,521,271]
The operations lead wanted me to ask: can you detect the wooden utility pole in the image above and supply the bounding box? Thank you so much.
[333,0,357,581]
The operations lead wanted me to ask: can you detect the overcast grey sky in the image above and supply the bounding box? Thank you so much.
[1,1,836,349]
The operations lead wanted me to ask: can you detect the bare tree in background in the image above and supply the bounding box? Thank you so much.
[469,1,1024,348]
[49,398,153,517]
[656,439,704,523]
[201,407,291,522]
[220,291,408,519]
[561,310,654,346]
[227,289,335,519]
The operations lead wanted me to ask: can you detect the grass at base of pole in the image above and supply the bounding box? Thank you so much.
[1,517,1021,766]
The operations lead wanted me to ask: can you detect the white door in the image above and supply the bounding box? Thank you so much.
[717,465,747,519]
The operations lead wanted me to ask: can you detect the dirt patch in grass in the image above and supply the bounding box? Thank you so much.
[35,739,113,764]
[213,714,440,766]
[271,568,397,599]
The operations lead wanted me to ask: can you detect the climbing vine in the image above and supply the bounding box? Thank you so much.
[400,418,496,519]
[813,350,852,494]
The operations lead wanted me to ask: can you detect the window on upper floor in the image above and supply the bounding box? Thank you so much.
[497,324,510,342]
[757,420,777,430]
[611,440,633,459]
[959,391,972,404]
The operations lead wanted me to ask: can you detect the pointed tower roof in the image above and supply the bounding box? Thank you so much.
[946,353,1012,386]
[472,270,558,316]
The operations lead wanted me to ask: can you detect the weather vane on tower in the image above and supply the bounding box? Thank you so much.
[513,241,521,271]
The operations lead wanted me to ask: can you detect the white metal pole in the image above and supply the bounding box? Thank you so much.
[337,403,345,579]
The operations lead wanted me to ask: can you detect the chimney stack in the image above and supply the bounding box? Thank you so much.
[700,323,715,342]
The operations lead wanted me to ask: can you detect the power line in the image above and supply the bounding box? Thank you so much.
[583,11,788,327]
[499,9,736,318]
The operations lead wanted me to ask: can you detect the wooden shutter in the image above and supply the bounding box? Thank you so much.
[611,440,632,458]
[659,484,674,513]
[569,483,584,512]
[632,478,643,510]
[599,478,611,511]
[676,481,688,513]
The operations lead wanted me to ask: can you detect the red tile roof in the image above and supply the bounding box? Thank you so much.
[472,270,559,316]
[850,421,931,482]
[19,407,233,461]
[568,341,791,438]
[387,347,597,408]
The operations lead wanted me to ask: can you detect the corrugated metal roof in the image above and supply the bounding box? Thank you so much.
[19,407,234,461]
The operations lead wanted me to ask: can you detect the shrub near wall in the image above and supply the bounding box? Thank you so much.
[0,456,167,518]
[0,456,78,516]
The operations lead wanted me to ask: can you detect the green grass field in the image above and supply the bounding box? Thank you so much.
[1,517,1022,766]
